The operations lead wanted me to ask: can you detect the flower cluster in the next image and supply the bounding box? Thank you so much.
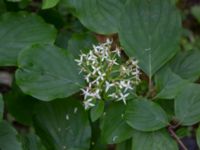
[75,39,140,109]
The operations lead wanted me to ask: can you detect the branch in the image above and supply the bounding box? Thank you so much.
[168,126,188,150]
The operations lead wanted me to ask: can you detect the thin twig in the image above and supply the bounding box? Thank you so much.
[168,126,188,150]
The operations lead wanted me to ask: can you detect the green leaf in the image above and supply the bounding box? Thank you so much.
[0,94,3,121]
[196,125,200,148]
[74,0,126,34]
[67,32,97,58]
[33,98,91,150]
[116,139,132,150]
[155,67,188,99]
[90,100,104,122]
[100,102,133,144]
[175,84,200,125]
[132,129,178,150]
[125,98,169,131]
[119,0,181,76]
[4,84,37,125]
[42,0,60,9]
[16,44,85,101]
[0,0,6,14]
[0,12,56,66]
[0,121,22,150]
[191,5,200,23]
[21,132,46,150]
[171,50,200,81]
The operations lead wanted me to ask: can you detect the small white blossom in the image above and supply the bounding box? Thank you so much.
[113,47,121,57]
[117,93,130,104]
[84,99,95,109]
[105,81,115,92]
[81,88,92,100]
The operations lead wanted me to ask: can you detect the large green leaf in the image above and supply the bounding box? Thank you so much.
[0,12,56,66]
[4,84,37,125]
[100,102,133,144]
[175,84,200,126]
[0,94,3,121]
[171,50,200,81]
[155,67,188,99]
[16,44,85,101]
[132,129,178,150]
[0,121,22,150]
[74,0,126,34]
[33,98,91,150]
[119,0,181,76]
[125,98,169,131]
[116,139,132,150]
[42,0,60,9]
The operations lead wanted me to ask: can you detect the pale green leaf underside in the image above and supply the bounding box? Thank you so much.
[119,0,181,76]
[16,44,85,101]
[132,129,178,150]
[0,12,56,66]
[33,98,91,150]
[175,84,200,126]
[125,98,169,131]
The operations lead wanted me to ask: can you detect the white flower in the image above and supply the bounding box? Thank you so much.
[113,47,121,57]
[108,58,118,66]
[124,80,133,92]
[92,66,101,75]
[105,81,115,92]
[84,99,95,109]
[108,93,118,99]
[85,73,91,83]
[97,72,106,81]
[81,88,92,100]
[92,89,101,99]
[117,93,129,104]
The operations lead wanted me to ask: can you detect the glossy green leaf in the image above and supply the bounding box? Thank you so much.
[196,125,200,148]
[0,121,22,150]
[75,0,126,34]
[125,98,169,131]
[16,44,85,101]
[4,84,37,125]
[171,50,200,81]
[175,84,200,125]
[155,67,188,99]
[100,102,133,144]
[0,94,3,121]
[119,0,181,76]
[90,100,104,122]
[33,98,91,150]
[0,12,56,66]
[42,0,60,9]
[132,129,178,150]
